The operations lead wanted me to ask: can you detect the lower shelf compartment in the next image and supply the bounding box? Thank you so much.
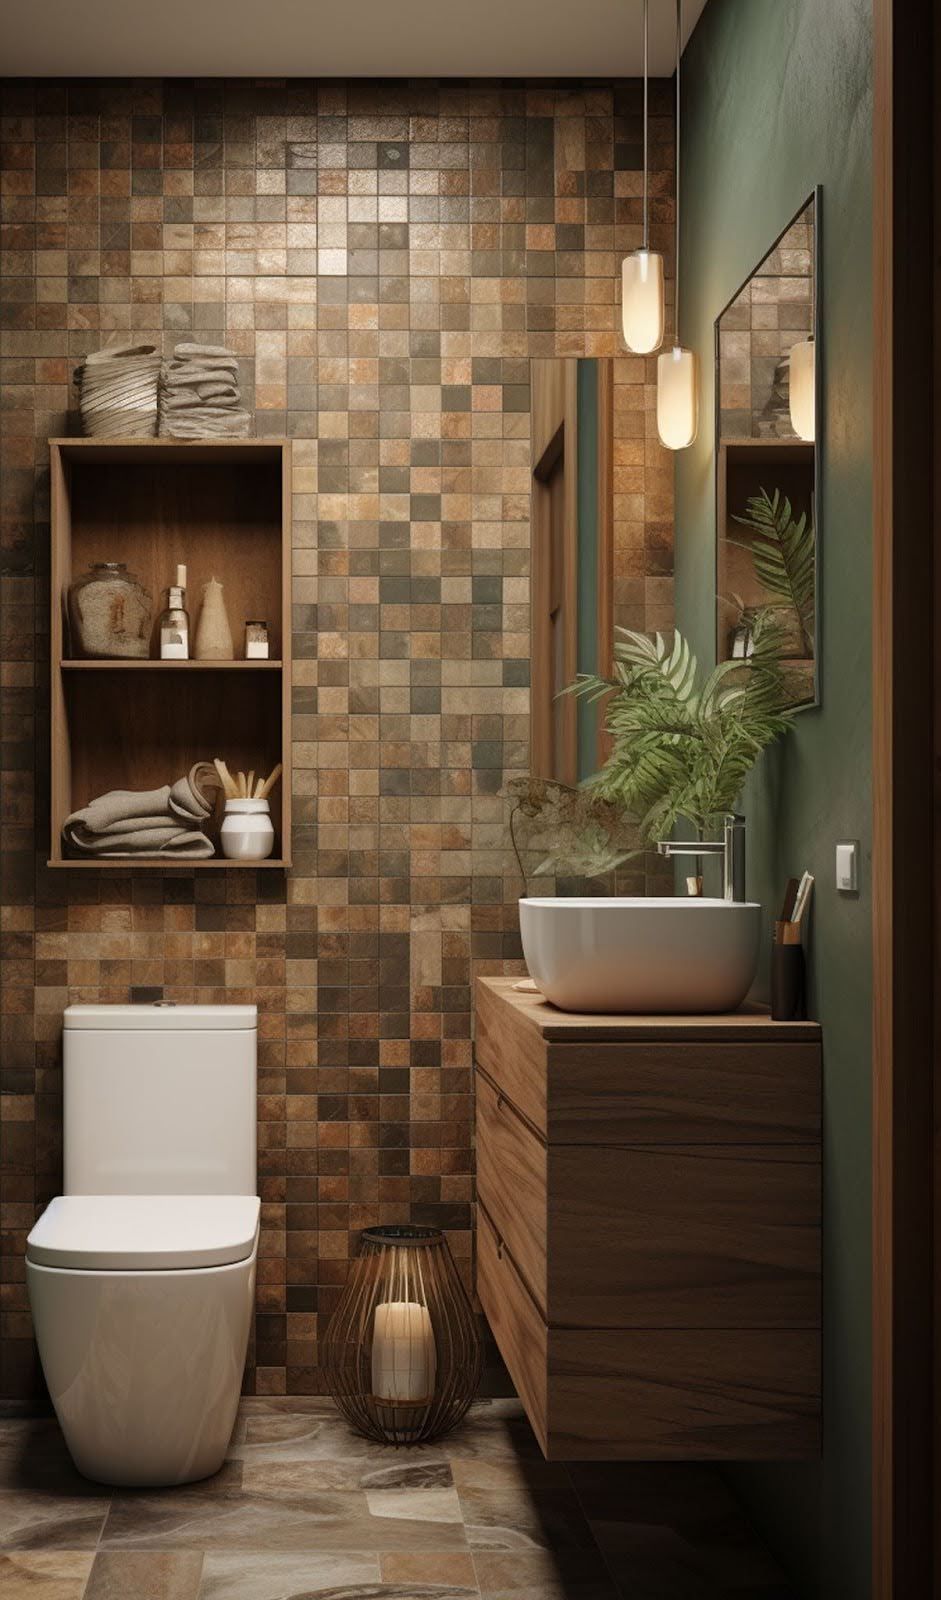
[51,666,289,868]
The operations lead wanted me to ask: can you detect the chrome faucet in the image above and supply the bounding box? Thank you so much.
[656,813,746,903]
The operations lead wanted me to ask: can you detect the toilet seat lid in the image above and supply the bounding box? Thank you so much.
[26,1195,260,1271]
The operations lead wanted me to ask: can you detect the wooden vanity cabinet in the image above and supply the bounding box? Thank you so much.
[473,977,822,1460]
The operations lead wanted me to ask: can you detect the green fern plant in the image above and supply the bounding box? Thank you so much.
[567,617,794,846]
[729,487,815,657]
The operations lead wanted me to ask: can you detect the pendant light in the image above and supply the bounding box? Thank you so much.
[788,336,815,439]
[657,0,699,449]
[621,0,665,354]
[788,249,815,440]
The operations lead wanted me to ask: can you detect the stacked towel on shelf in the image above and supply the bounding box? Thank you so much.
[63,764,220,859]
[158,343,251,439]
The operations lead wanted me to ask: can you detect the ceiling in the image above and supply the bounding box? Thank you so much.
[1,0,708,78]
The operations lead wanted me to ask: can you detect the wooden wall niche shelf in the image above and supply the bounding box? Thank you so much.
[474,977,822,1460]
[49,438,292,868]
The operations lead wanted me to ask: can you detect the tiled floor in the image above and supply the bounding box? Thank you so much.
[0,1398,794,1598]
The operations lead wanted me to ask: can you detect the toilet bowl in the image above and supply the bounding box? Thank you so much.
[27,1195,258,1486]
[26,1003,258,1488]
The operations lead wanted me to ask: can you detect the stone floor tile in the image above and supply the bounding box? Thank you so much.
[84,1550,204,1600]
[451,1459,596,1552]
[0,1551,94,1600]
[0,1490,110,1551]
[473,1548,621,1599]
[197,1552,380,1598]
[379,1550,478,1588]
[0,1421,98,1497]
[101,1485,469,1554]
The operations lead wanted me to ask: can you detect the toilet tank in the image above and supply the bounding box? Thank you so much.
[63,1004,257,1196]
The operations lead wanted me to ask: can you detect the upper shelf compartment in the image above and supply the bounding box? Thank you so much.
[49,438,292,870]
[51,438,289,663]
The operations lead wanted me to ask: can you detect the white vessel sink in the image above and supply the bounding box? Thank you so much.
[519,897,762,1014]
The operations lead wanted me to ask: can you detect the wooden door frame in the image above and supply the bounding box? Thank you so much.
[871,0,937,1594]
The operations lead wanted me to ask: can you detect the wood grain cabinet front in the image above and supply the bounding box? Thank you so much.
[474,977,823,1461]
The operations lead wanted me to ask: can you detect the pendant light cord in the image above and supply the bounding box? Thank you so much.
[642,0,649,250]
[674,0,681,343]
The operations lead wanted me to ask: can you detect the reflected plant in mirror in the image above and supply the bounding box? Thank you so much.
[506,775,639,887]
[715,191,821,709]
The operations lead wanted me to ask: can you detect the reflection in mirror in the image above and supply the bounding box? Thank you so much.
[529,358,613,786]
[715,191,820,709]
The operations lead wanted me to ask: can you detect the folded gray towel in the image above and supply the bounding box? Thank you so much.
[67,786,172,832]
[63,769,218,858]
[66,772,211,834]
[157,339,250,441]
[160,410,252,439]
[172,342,238,361]
[64,822,215,857]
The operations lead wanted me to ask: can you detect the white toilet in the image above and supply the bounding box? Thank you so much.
[26,1002,259,1488]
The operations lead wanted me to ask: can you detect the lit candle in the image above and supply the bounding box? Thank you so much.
[371,1300,436,1404]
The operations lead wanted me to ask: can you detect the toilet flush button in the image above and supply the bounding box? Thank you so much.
[836,841,859,892]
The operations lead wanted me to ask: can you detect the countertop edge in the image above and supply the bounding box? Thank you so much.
[475,976,823,1042]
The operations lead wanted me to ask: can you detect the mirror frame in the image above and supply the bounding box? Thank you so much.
[713,186,823,711]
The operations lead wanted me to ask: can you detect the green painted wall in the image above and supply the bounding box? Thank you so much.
[676,1,873,1594]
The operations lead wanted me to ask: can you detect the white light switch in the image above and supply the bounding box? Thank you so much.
[836,841,859,893]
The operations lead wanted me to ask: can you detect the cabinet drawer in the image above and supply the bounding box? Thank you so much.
[476,1201,549,1455]
[477,1065,819,1328]
[477,1205,820,1462]
[549,1141,820,1329]
[475,1068,547,1310]
[474,978,821,1145]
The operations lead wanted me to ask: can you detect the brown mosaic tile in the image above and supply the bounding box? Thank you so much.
[0,76,674,1407]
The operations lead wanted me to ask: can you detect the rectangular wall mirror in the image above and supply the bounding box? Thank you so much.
[529,358,614,787]
[714,190,821,709]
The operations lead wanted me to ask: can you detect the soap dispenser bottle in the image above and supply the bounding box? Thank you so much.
[159,564,190,659]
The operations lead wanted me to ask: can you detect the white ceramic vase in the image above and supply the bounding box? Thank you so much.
[220,799,274,861]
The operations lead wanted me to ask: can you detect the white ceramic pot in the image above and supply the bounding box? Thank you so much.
[220,798,275,861]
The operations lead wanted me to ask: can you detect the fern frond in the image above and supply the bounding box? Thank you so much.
[579,625,795,846]
[729,486,815,656]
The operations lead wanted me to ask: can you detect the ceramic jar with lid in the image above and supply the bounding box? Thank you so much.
[67,562,152,658]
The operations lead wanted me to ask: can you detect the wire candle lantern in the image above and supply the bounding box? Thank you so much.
[322,1224,481,1446]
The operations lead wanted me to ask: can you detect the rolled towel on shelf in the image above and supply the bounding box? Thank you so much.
[168,765,220,823]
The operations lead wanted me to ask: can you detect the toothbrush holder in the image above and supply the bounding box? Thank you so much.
[220,798,275,861]
[771,940,806,1022]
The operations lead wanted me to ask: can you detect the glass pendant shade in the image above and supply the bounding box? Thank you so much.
[621,249,665,354]
[657,345,699,450]
[789,336,815,440]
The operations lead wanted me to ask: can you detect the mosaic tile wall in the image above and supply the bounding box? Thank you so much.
[0,78,675,1406]
[717,202,814,439]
